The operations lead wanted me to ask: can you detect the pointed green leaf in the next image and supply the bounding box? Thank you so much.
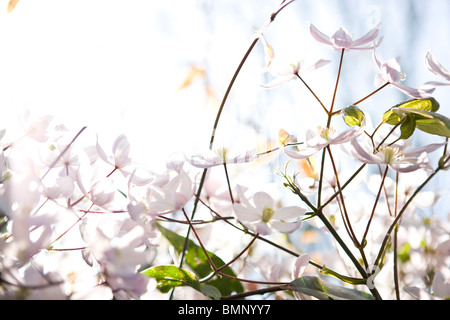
[141,265,201,293]
[392,107,450,137]
[291,276,373,300]
[399,114,416,140]
[383,97,440,125]
[342,105,365,127]
[156,223,244,297]
[200,284,222,300]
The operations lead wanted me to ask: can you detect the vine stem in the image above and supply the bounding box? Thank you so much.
[296,74,328,114]
[172,1,297,299]
[327,48,345,125]
[40,126,87,180]
[361,164,389,245]
[326,146,360,248]
[180,209,288,286]
[374,164,443,267]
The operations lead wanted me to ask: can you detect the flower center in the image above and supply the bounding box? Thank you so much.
[318,127,336,141]
[379,146,400,164]
[400,72,407,81]
[216,147,229,162]
[262,206,275,223]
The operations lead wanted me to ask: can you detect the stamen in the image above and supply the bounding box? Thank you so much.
[262,206,275,222]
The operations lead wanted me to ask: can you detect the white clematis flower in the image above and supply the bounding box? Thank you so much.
[185,147,257,168]
[233,188,306,235]
[349,137,443,172]
[283,123,365,160]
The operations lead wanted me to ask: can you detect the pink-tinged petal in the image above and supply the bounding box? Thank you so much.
[302,59,332,73]
[382,57,402,83]
[374,73,387,87]
[349,140,378,164]
[127,202,146,221]
[391,83,435,99]
[44,176,75,199]
[331,27,354,49]
[424,80,450,87]
[309,24,333,46]
[352,23,381,47]
[425,51,450,81]
[292,253,311,279]
[349,36,383,51]
[261,74,296,88]
[253,191,274,212]
[96,136,112,166]
[402,143,444,158]
[373,49,383,69]
[390,161,423,173]
[112,134,131,168]
[270,219,302,233]
[233,203,261,223]
[283,145,321,159]
[253,222,271,235]
[329,127,363,145]
[273,206,306,220]
[185,150,221,168]
[235,184,252,208]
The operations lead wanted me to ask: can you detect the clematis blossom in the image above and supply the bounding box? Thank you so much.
[373,51,435,98]
[127,169,194,218]
[309,23,382,51]
[261,59,330,88]
[186,147,257,168]
[283,123,365,160]
[425,51,450,86]
[233,187,306,235]
[80,218,152,299]
[96,134,132,176]
[349,137,443,172]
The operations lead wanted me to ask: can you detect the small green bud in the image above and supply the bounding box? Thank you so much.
[341,105,365,127]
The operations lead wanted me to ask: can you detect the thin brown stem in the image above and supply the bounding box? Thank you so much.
[326,146,360,247]
[352,82,389,106]
[361,165,389,245]
[296,74,328,114]
[328,48,345,122]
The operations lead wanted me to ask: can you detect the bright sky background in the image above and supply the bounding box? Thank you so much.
[0,0,449,189]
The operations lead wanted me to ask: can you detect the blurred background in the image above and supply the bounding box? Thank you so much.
[0,0,448,214]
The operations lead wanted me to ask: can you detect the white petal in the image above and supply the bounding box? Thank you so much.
[253,192,274,212]
[273,206,306,220]
[112,134,131,167]
[261,75,296,88]
[309,24,333,46]
[96,135,112,166]
[391,83,435,99]
[233,203,261,223]
[271,219,302,233]
[352,23,381,47]
[253,222,272,236]
[292,253,311,279]
[283,145,321,159]
[425,51,450,81]
[331,27,354,48]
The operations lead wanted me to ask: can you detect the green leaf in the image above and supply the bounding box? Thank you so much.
[399,114,416,140]
[141,265,201,293]
[383,97,440,125]
[391,107,450,137]
[156,223,244,297]
[200,284,222,300]
[341,105,365,127]
[291,276,374,300]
